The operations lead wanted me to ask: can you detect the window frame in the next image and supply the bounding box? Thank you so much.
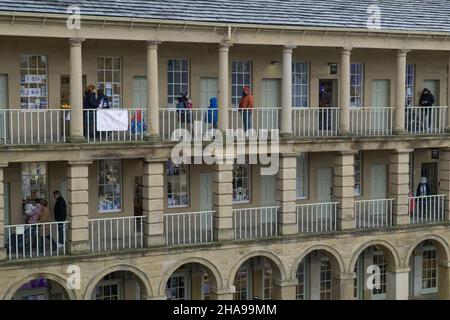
[232,164,251,204]
[97,159,123,214]
[319,256,333,300]
[292,61,310,108]
[97,56,122,108]
[21,162,48,203]
[166,161,190,208]
[94,279,122,300]
[405,63,415,107]
[421,243,438,294]
[19,55,48,109]
[231,60,252,108]
[350,63,364,108]
[167,58,190,108]
[354,151,362,196]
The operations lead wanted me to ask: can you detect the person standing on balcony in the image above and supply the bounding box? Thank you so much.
[415,177,432,219]
[418,88,435,131]
[239,86,254,132]
[176,92,192,130]
[205,97,218,130]
[53,191,67,249]
[83,85,97,139]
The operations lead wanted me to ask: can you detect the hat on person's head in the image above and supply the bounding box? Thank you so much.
[88,84,96,91]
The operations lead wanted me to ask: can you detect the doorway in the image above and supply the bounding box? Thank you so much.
[199,173,213,211]
[318,79,338,130]
[370,165,387,199]
[317,168,333,202]
[260,174,277,206]
[260,79,280,129]
[421,162,438,195]
[372,80,390,132]
[200,78,218,108]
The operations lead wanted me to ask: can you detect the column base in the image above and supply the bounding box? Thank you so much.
[393,129,407,135]
[393,214,410,226]
[144,234,165,248]
[279,223,298,236]
[67,135,87,143]
[338,130,351,137]
[279,131,295,138]
[144,134,161,142]
[68,240,90,254]
[338,218,355,231]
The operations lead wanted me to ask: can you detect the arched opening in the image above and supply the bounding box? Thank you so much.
[295,250,340,300]
[91,271,147,300]
[353,244,397,300]
[233,256,282,300]
[408,239,449,300]
[12,277,69,300]
[165,263,218,300]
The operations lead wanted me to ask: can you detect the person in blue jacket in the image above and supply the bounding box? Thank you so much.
[205,97,218,129]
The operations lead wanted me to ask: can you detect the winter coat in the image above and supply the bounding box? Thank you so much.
[54,196,67,222]
[205,97,218,125]
[83,91,97,109]
[239,86,254,109]
[416,182,432,197]
[419,92,435,107]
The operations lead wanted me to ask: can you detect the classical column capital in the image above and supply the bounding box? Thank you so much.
[337,150,358,156]
[283,44,296,53]
[68,38,85,47]
[146,40,161,48]
[386,266,410,273]
[68,160,93,166]
[392,148,414,155]
[0,162,8,168]
[218,41,233,51]
[397,49,410,57]
[341,47,352,55]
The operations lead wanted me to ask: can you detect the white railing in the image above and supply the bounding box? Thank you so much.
[350,107,394,136]
[292,108,339,137]
[5,221,68,260]
[233,206,279,240]
[84,109,146,142]
[406,106,447,134]
[409,195,445,224]
[160,108,217,140]
[0,109,68,144]
[229,108,280,132]
[354,199,393,229]
[296,202,338,233]
[164,211,214,246]
[89,216,144,252]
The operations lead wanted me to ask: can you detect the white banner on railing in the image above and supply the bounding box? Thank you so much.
[96,109,128,131]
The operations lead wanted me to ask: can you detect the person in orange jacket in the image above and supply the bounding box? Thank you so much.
[239,86,254,132]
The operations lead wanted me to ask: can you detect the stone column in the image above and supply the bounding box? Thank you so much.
[437,260,450,299]
[339,47,351,135]
[0,163,7,261]
[440,149,450,220]
[69,38,85,142]
[386,267,410,300]
[146,41,160,139]
[273,279,297,300]
[218,42,232,132]
[394,49,409,134]
[281,45,296,135]
[212,160,234,241]
[67,161,91,254]
[333,272,356,300]
[389,149,412,225]
[143,159,165,247]
[276,155,297,235]
[334,151,355,230]
[212,288,234,300]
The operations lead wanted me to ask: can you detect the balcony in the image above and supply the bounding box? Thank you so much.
[164,211,214,246]
[354,199,393,230]
[350,107,394,136]
[229,108,280,132]
[233,206,279,240]
[292,108,339,137]
[405,106,447,135]
[296,202,338,233]
[4,221,68,260]
[409,195,446,224]
[88,216,144,252]
[160,108,215,140]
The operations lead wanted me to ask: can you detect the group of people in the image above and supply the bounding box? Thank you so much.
[24,191,67,248]
[83,85,111,138]
[175,86,254,131]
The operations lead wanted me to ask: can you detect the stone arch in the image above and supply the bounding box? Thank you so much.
[349,239,401,271]
[159,256,223,297]
[3,272,77,300]
[84,264,153,300]
[290,245,345,279]
[404,234,450,266]
[227,250,286,288]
